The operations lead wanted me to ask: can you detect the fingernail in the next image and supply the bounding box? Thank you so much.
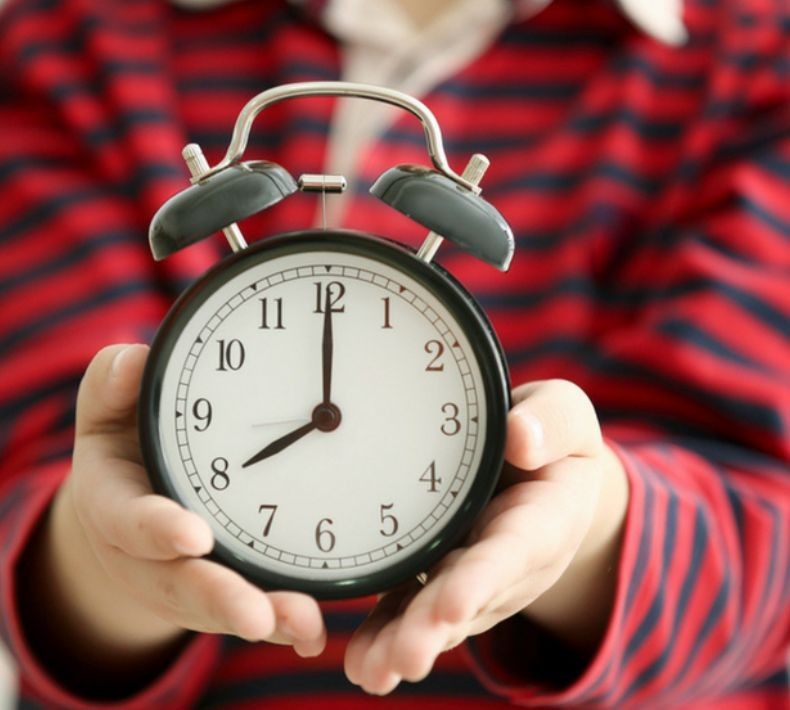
[279,619,301,643]
[174,538,206,557]
[374,672,401,696]
[280,626,295,642]
[173,540,192,556]
[293,639,323,658]
[110,345,133,377]
[515,409,544,451]
[176,517,214,556]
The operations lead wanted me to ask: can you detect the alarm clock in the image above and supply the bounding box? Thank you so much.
[139,82,514,599]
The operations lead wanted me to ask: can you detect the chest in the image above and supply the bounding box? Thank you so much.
[162,1,706,386]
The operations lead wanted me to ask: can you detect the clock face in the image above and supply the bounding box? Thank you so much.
[141,232,507,597]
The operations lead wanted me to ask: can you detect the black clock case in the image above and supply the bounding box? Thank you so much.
[139,229,511,600]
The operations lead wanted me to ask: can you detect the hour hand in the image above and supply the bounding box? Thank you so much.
[242,420,317,468]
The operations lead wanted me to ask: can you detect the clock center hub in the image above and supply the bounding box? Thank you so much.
[312,402,342,432]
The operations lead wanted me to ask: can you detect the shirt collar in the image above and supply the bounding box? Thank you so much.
[171,0,687,46]
[611,0,687,45]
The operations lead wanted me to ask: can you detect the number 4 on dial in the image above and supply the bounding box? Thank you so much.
[420,461,441,492]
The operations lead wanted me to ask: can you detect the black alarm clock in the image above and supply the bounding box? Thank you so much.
[139,82,514,599]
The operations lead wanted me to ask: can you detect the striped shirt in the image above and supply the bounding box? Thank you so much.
[0,0,788,707]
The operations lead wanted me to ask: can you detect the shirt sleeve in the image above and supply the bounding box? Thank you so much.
[467,439,789,707]
[0,2,223,705]
[0,464,223,709]
[466,15,790,706]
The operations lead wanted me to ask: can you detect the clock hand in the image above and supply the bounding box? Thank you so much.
[245,297,341,471]
[242,400,343,469]
[251,418,309,429]
[322,288,333,405]
[242,420,318,468]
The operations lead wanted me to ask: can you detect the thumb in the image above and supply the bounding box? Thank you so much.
[75,343,149,439]
[504,379,602,471]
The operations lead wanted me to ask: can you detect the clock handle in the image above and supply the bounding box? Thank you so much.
[150,81,515,270]
[196,81,479,195]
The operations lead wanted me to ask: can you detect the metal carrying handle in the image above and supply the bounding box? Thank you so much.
[197,81,481,194]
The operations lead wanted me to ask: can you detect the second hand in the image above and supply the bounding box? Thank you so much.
[251,418,309,428]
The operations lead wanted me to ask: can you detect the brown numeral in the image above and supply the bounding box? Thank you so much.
[379,503,398,536]
[192,398,212,431]
[441,403,461,436]
[382,297,393,329]
[315,518,336,552]
[216,339,245,371]
[258,504,278,536]
[314,282,345,313]
[425,340,445,371]
[259,297,284,329]
[419,461,442,492]
[210,457,230,490]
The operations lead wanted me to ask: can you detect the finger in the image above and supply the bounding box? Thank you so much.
[505,379,602,470]
[472,454,597,543]
[75,343,149,444]
[379,559,513,688]
[75,458,213,560]
[439,459,600,622]
[98,546,281,641]
[356,615,406,694]
[362,569,492,689]
[266,591,327,657]
[345,585,419,685]
[383,583,456,684]
[358,532,547,690]
[431,535,526,625]
[373,455,604,688]
[433,545,539,629]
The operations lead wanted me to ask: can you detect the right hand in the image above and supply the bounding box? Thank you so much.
[46,344,327,661]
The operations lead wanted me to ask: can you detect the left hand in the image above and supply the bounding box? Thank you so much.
[344,379,627,695]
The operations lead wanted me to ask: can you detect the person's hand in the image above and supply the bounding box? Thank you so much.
[344,379,628,695]
[35,344,326,670]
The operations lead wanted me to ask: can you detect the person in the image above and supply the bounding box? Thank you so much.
[0,0,787,707]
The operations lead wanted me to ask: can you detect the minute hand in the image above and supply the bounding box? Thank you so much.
[242,420,317,468]
[321,289,333,404]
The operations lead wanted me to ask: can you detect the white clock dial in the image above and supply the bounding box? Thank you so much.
[154,245,490,585]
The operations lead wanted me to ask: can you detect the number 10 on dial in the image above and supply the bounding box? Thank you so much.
[140,232,509,598]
